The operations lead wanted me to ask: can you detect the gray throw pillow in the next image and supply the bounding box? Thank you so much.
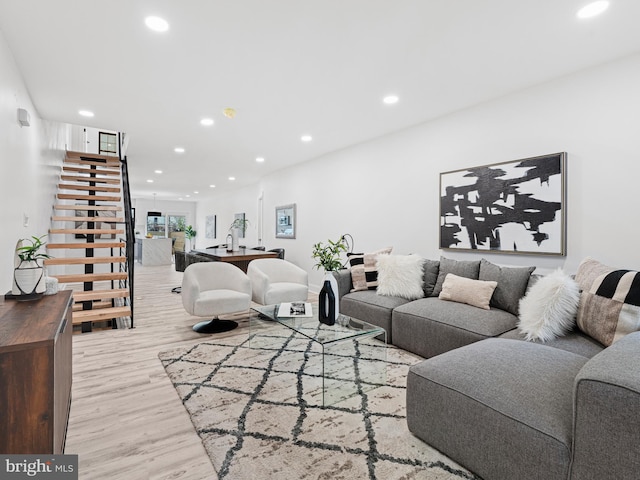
[479,258,536,315]
[422,260,440,297]
[431,257,481,297]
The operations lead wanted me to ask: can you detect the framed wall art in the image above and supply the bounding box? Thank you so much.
[439,152,566,255]
[205,215,216,239]
[275,204,296,239]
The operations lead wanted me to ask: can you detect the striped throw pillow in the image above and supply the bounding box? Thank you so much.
[575,257,640,346]
[348,247,392,292]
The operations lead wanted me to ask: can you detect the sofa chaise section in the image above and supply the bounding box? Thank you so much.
[407,332,640,480]
[407,338,590,480]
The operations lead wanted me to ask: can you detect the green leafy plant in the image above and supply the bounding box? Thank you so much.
[230,218,250,231]
[312,236,347,272]
[16,235,52,262]
[185,225,197,240]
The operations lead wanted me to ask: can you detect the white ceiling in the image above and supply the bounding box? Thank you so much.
[1,0,640,200]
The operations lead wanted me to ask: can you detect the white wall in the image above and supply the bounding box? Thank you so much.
[0,28,67,291]
[198,53,640,292]
[197,183,262,249]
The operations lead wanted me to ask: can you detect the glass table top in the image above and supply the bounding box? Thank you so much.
[251,304,385,345]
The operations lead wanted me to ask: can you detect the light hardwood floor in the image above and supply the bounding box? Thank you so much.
[66,263,258,479]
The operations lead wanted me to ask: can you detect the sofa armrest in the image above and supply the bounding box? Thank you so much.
[571,331,640,480]
[330,269,352,299]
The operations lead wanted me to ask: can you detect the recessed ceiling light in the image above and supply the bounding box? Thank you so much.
[383,95,399,104]
[146,179,154,183]
[229,176,236,181]
[186,194,191,198]
[178,197,183,200]
[209,184,216,188]
[145,16,169,32]
[154,170,163,174]
[78,110,94,117]
[200,118,214,126]
[301,135,312,142]
[577,1,609,18]
[256,157,265,163]
[194,191,199,194]
[174,147,185,153]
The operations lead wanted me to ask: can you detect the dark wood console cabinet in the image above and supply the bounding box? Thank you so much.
[0,290,73,454]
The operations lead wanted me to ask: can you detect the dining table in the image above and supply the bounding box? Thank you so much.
[190,248,279,272]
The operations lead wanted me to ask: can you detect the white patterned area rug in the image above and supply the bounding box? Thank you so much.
[158,328,478,480]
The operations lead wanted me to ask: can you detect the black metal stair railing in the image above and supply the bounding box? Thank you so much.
[119,133,135,328]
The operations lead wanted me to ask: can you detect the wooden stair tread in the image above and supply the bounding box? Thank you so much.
[52,216,125,223]
[65,158,120,169]
[58,183,121,193]
[72,289,129,302]
[57,193,121,202]
[64,158,120,169]
[66,150,120,162]
[72,306,131,324]
[49,228,125,235]
[45,256,126,265]
[65,157,120,168]
[62,165,120,176]
[47,242,125,249]
[52,272,128,283]
[73,300,113,311]
[54,205,122,212]
[61,175,120,185]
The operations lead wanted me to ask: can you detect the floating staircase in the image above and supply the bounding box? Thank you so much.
[46,150,133,332]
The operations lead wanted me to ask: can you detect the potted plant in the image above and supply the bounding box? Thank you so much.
[312,236,348,323]
[312,237,348,272]
[229,218,250,252]
[13,235,51,297]
[185,225,197,251]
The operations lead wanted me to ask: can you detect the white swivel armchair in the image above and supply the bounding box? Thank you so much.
[247,258,309,305]
[182,262,252,333]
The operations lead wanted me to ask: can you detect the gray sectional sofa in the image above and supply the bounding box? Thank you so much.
[334,257,534,357]
[332,257,640,480]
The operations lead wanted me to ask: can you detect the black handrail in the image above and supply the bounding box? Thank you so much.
[119,132,135,328]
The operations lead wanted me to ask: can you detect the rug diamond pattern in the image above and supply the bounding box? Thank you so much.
[159,329,478,480]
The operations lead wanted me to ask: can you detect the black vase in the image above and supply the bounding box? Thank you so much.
[318,279,336,326]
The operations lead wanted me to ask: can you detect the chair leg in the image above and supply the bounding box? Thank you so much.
[192,317,239,334]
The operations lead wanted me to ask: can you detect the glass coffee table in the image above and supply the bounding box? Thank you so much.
[250,304,387,405]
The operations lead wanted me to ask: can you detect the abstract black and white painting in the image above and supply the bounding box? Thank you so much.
[440,152,566,255]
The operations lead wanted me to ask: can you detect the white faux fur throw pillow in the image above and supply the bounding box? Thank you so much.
[376,254,425,300]
[518,269,580,342]
[438,274,497,310]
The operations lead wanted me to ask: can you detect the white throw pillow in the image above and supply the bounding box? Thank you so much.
[517,269,580,342]
[438,273,497,310]
[376,254,425,300]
